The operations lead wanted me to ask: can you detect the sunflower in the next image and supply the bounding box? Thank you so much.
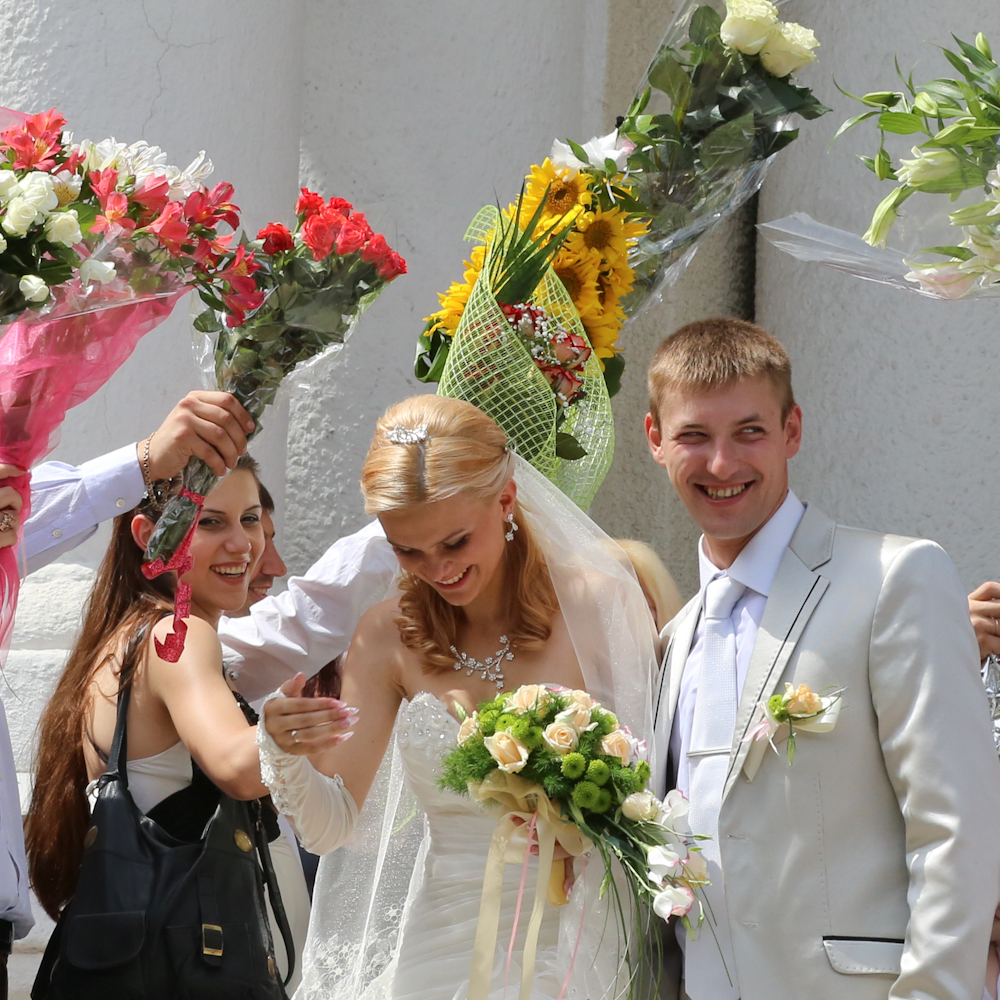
[552,247,602,320]
[517,159,593,235]
[425,245,487,336]
[565,205,646,268]
[583,307,626,361]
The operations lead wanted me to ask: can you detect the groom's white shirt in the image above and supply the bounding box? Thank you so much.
[670,490,804,797]
[654,501,1000,1000]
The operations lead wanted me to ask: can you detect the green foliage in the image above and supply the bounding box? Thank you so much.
[635,760,651,784]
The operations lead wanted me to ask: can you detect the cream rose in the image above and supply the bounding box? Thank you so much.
[507,684,550,715]
[2,197,40,236]
[484,731,530,773]
[555,704,596,733]
[18,172,58,213]
[456,713,479,745]
[758,21,819,78]
[542,721,579,755]
[785,683,823,717]
[621,790,661,822]
[720,0,779,55]
[45,209,83,247]
[601,729,633,766]
[18,274,49,303]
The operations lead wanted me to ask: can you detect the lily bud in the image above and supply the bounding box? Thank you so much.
[976,32,992,60]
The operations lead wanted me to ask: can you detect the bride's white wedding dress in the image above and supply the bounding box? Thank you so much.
[265,456,659,1000]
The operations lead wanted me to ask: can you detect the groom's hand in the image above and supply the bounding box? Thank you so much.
[263,672,359,755]
[0,466,25,549]
[969,581,1000,660]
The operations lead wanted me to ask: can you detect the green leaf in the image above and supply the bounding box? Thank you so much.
[922,122,1000,147]
[567,139,590,165]
[831,110,879,142]
[877,111,927,134]
[647,51,693,111]
[689,4,722,47]
[601,353,625,398]
[414,327,451,383]
[953,35,996,72]
[941,46,977,82]
[922,245,975,260]
[912,92,939,116]
[858,155,877,174]
[874,148,896,180]
[193,309,223,334]
[555,432,588,461]
[922,78,969,105]
[699,112,755,170]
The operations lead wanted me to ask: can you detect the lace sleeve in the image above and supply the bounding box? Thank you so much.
[256,693,359,854]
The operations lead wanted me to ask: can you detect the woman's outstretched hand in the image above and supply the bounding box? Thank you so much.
[264,672,359,755]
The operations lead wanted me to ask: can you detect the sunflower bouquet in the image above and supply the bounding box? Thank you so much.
[440,683,710,998]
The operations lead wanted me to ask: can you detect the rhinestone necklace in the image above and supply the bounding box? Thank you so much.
[450,634,514,690]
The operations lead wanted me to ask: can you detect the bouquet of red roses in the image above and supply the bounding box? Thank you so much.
[142,188,406,659]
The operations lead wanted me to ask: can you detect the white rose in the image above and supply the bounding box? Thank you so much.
[758,21,819,78]
[0,170,18,202]
[483,731,530,773]
[720,0,779,55]
[554,704,597,733]
[652,884,695,920]
[18,172,58,213]
[542,721,579,755]
[78,258,116,286]
[656,789,692,833]
[621,790,661,822]
[2,197,41,236]
[0,232,6,253]
[904,260,978,300]
[45,209,83,247]
[18,274,49,303]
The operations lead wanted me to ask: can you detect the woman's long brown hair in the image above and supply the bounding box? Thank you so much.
[25,505,173,918]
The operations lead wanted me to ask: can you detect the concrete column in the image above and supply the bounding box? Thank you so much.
[756,0,999,588]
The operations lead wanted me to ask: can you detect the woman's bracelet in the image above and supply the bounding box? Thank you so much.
[140,432,154,497]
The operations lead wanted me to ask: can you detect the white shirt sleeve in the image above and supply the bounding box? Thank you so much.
[23,444,145,573]
[218,520,397,702]
[0,699,33,937]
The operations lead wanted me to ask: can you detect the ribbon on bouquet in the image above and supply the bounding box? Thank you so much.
[140,487,206,662]
[467,771,592,1000]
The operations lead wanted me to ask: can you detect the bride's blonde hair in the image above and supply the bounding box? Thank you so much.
[361,395,558,671]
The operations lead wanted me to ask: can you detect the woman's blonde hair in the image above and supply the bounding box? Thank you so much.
[615,539,684,632]
[361,395,558,671]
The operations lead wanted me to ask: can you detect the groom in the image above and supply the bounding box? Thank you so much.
[645,318,1000,1000]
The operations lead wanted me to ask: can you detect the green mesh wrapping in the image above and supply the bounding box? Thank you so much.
[437,207,614,510]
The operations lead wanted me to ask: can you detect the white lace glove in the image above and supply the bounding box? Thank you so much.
[256,693,359,854]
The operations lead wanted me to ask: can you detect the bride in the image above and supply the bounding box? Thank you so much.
[258,395,658,999]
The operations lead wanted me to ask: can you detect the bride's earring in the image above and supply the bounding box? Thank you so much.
[505,512,518,543]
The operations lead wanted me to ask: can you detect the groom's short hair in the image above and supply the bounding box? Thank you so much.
[647,317,795,427]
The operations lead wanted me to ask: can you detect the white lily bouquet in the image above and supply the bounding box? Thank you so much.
[440,683,711,998]
[760,30,1000,300]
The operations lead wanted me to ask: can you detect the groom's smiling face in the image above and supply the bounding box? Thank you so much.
[646,375,802,567]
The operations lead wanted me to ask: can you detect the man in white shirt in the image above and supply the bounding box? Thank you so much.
[645,318,1000,1000]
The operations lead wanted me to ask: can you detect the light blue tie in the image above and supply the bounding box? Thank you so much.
[684,574,745,1000]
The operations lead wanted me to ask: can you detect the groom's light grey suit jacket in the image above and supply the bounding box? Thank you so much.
[653,503,1000,1000]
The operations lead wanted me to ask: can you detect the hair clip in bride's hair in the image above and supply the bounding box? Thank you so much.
[387,424,429,445]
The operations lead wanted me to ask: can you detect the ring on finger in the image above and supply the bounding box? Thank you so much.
[291,729,299,743]
[0,511,15,533]
[994,618,999,638]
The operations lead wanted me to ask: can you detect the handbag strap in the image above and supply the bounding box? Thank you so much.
[106,675,132,787]
[253,801,296,989]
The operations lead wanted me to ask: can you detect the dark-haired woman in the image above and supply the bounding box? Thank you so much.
[25,460,352,990]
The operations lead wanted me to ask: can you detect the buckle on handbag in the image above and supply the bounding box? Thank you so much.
[202,924,224,957]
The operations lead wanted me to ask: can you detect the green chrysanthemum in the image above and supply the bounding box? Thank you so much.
[561,752,587,779]
[572,780,601,811]
[586,760,611,787]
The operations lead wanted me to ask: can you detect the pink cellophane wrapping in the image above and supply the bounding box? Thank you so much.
[0,287,184,660]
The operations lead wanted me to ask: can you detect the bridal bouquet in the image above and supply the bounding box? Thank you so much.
[0,106,239,659]
[142,188,406,659]
[760,31,1000,300]
[441,684,710,998]
[617,0,829,314]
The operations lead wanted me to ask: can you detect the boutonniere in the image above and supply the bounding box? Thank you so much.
[742,683,845,780]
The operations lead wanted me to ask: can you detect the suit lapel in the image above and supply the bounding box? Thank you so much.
[722,504,836,800]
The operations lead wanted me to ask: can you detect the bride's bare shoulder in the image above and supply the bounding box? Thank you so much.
[349,597,405,657]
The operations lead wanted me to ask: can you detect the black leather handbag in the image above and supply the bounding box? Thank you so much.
[33,671,294,1000]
